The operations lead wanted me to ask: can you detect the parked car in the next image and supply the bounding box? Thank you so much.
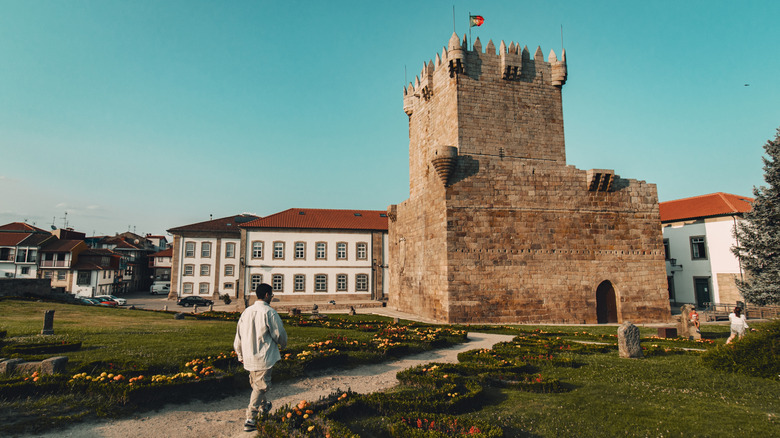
[95,295,126,306]
[94,297,118,307]
[150,282,170,295]
[177,296,213,307]
[78,297,100,305]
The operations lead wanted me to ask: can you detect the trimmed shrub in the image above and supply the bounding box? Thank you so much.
[700,319,780,379]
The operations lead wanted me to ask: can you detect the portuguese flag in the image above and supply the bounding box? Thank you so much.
[469,15,484,27]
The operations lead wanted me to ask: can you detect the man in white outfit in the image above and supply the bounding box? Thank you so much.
[234,283,287,432]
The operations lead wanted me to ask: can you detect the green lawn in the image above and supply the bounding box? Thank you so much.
[1,298,778,437]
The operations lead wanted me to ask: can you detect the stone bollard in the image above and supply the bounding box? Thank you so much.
[163,305,168,311]
[193,305,198,313]
[41,310,55,335]
[618,321,643,358]
[393,317,399,325]
[209,304,213,312]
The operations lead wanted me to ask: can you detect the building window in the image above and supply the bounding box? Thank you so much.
[336,242,347,260]
[224,265,234,276]
[225,242,236,258]
[201,242,211,258]
[77,271,90,286]
[273,242,285,259]
[21,267,29,275]
[43,271,53,279]
[315,274,327,292]
[184,264,194,276]
[272,274,284,292]
[252,241,264,259]
[690,236,707,260]
[294,274,305,292]
[251,274,263,291]
[223,282,234,289]
[316,242,327,260]
[663,239,670,260]
[57,271,66,281]
[199,283,209,294]
[16,248,27,263]
[28,249,37,263]
[185,242,195,257]
[183,282,193,294]
[356,274,369,291]
[336,274,347,291]
[356,242,368,260]
[294,242,306,259]
[200,264,210,276]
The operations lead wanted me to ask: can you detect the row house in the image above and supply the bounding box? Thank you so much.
[239,209,389,305]
[0,222,54,279]
[90,232,156,293]
[167,214,258,300]
[660,192,753,308]
[38,239,89,292]
[149,247,173,282]
[71,248,123,296]
[167,209,389,306]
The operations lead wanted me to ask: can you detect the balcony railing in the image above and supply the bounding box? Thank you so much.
[40,260,69,267]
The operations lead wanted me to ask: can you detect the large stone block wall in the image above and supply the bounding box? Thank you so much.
[389,34,670,324]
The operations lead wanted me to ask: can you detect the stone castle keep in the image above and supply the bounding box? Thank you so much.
[387,33,671,324]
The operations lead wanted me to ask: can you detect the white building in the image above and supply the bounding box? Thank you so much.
[0,222,54,279]
[238,209,389,305]
[168,214,258,299]
[660,192,753,308]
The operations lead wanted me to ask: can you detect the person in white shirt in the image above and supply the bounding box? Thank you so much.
[234,283,287,432]
[725,306,749,344]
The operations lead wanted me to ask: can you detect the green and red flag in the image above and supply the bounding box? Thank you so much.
[469,15,484,27]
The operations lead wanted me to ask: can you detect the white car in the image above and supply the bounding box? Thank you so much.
[95,295,127,306]
[149,282,170,295]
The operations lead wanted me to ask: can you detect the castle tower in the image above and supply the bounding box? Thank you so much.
[388,33,670,324]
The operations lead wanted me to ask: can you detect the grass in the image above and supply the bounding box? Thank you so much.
[2,298,779,437]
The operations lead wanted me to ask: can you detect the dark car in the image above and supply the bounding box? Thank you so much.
[177,296,214,307]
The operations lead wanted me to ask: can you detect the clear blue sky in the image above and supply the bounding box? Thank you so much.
[2,1,778,237]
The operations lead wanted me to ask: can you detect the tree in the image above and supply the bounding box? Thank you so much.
[732,127,780,306]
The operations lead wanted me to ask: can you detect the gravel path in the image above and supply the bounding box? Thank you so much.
[24,332,514,438]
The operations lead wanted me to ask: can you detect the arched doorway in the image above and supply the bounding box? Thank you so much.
[596,280,618,323]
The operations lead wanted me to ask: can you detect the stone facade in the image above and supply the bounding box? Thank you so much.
[387,33,670,324]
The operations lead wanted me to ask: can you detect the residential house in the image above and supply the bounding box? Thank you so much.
[39,239,89,292]
[149,247,173,283]
[167,214,258,300]
[90,233,155,293]
[145,234,170,252]
[660,192,753,308]
[238,208,389,305]
[0,222,54,279]
[71,248,122,296]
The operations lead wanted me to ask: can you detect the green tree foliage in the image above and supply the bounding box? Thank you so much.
[732,127,780,306]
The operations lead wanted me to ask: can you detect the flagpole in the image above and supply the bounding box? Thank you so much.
[468,11,471,50]
[452,6,456,33]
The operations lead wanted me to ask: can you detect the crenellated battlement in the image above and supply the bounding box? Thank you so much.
[403,33,567,115]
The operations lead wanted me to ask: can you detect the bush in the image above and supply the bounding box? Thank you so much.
[700,319,780,379]
[219,294,231,305]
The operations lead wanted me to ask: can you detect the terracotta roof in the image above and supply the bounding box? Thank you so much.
[151,248,173,257]
[241,208,388,231]
[0,222,49,233]
[0,232,31,246]
[19,233,54,247]
[660,192,754,223]
[168,214,259,234]
[109,239,141,250]
[40,239,84,252]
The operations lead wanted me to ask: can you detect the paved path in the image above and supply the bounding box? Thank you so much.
[23,332,514,438]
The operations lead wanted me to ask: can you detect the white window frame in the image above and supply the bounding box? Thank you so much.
[185,242,195,258]
[316,242,327,260]
[356,273,369,291]
[315,274,327,292]
[251,274,263,291]
[200,264,210,276]
[336,242,347,260]
[224,264,234,276]
[272,274,284,292]
[201,242,211,258]
[273,241,285,259]
[184,264,194,276]
[356,242,368,260]
[252,241,264,259]
[336,274,348,291]
[225,242,236,258]
[294,242,306,260]
[294,274,305,292]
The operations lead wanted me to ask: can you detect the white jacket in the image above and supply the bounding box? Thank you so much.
[234,301,288,371]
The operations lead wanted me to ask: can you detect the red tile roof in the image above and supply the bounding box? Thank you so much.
[241,208,388,231]
[0,232,31,246]
[0,222,49,233]
[168,214,259,234]
[660,192,753,223]
[151,248,173,257]
[40,239,85,252]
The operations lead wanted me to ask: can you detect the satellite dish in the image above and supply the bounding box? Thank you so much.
[50,225,57,230]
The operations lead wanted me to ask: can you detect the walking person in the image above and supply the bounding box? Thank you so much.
[725,306,749,344]
[234,283,287,432]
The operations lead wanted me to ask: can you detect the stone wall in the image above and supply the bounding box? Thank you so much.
[0,278,53,298]
[717,273,742,304]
